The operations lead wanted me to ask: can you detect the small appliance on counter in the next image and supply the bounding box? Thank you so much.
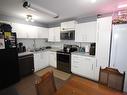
[89,43,96,55]
[17,42,26,53]
[85,45,90,53]
[78,47,85,52]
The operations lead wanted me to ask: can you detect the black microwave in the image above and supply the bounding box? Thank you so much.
[60,30,75,40]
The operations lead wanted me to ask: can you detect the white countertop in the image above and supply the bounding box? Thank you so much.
[72,51,96,58]
[21,48,61,55]
[18,52,33,57]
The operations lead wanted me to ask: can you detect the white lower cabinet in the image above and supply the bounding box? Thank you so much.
[34,51,49,72]
[71,54,97,81]
[49,51,57,68]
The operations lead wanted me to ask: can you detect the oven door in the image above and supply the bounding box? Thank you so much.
[57,52,71,73]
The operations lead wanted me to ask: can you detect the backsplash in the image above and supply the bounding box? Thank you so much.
[17,39,91,51]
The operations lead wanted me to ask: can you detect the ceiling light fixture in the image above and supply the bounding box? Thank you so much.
[118,4,127,9]
[23,1,59,18]
[91,0,96,3]
[26,15,34,22]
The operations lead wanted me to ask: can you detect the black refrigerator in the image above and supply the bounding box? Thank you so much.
[0,24,20,90]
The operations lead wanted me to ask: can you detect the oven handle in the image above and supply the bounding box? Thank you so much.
[57,52,70,55]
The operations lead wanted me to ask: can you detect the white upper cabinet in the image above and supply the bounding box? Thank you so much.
[12,22,48,38]
[12,23,30,38]
[48,28,54,41]
[61,21,77,31]
[75,21,97,42]
[48,27,60,42]
[37,27,48,38]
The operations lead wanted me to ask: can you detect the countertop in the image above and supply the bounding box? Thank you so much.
[18,52,33,57]
[72,51,96,58]
[18,48,61,57]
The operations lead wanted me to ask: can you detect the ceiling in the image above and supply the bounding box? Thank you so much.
[0,0,127,24]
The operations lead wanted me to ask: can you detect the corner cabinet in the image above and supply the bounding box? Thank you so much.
[71,54,97,81]
[48,27,60,42]
[95,16,112,81]
[34,51,49,72]
[75,21,97,42]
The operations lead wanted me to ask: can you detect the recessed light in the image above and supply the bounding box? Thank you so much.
[91,0,96,3]
[118,4,127,9]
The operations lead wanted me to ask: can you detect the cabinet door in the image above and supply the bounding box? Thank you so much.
[12,23,38,38]
[12,23,28,38]
[71,55,84,75]
[43,51,49,67]
[37,27,48,38]
[75,24,85,42]
[48,28,55,42]
[95,16,112,81]
[34,53,40,72]
[61,21,77,31]
[54,27,60,42]
[48,27,60,42]
[72,54,96,80]
[27,25,38,38]
[96,16,112,68]
[85,21,97,42]
[49,51,56,68]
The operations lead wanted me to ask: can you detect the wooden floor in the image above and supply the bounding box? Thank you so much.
[57,75,127,95]
[16,69,127,95]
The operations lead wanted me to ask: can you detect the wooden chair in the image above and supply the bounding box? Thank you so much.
[99,67,125,91]
[35,71,57,95]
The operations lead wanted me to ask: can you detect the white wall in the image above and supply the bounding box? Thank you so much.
[18,39,92,51]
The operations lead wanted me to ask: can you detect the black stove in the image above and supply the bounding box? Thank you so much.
[57,45,78,73]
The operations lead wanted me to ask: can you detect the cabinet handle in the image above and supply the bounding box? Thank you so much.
[96,59,97,67]
[92,64,93,70]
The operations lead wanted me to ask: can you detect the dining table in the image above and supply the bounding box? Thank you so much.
[54,76,126,95]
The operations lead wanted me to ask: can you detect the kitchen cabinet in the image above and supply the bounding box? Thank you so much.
[12,23,38,38]
[18,54,34,78]
[12,22,48,38]
[12,23,28,38]
[37,27,48,38]
[49,51,57,68]
[61,20,77,31]
[95,16,112,81]
[34,51,49,72]
[71,54,96,81]
[75,21,97,42]
[48,27,60,42]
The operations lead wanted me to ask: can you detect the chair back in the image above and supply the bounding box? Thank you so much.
[35,71,57,95]
[99,67,125,91]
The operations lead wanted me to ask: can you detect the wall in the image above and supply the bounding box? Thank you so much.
[17,38,91,52]
[17,39,50,51]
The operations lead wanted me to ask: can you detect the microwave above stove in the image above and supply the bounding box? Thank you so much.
[60,30,75,40]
